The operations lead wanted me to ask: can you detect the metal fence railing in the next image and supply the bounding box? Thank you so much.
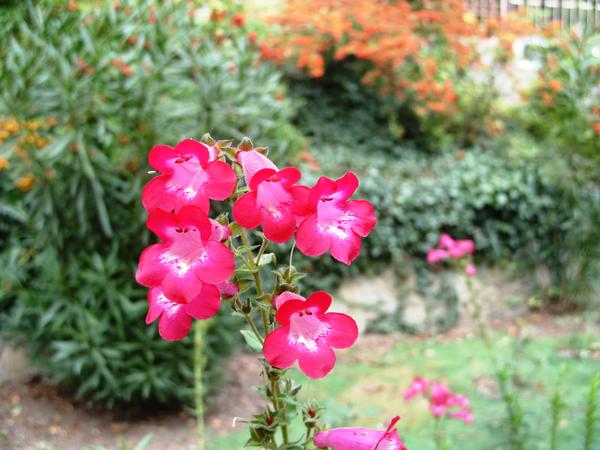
[464,0,600,29]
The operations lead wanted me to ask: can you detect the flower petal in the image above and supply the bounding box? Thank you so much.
[296,341,336,378]
[136,244,169,287]
[158,304,192,341]
[335,171,359,201]
[305,291,332,314]
[238,150,277,186]
[175,139,210,166]
[263,326,297,369]
[177,205,212,241]
[261,209,296,243]
[146,287,192,341]
[323,312,358,348]
[205,160,236,200]
[308,176,337,208]
[273,291,305,309]
[194,240,235,285]
[275,299,306,326]
[296,214,331,257]
[161,269,203,305]
[146,208,178,242]
[142,176,175,213]
[148,144,177,173]
[146,287,164,324]
[184,283,221,319]
[232,192,261,229]
[291,185,311,218]
[329,230,362,265]
[346,200,376,237]
[277,167,302,185]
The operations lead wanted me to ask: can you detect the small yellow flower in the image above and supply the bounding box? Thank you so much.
[16,174,36,191]
[0,156,9,169]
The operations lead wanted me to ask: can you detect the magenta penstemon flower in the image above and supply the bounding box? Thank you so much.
[145,285,220,341]
[135,206,235,305]
[263,291,358,378]
[135,135,387,448]
[404,377,474,424]
[142,138,236,213]
[314,416,407,450]
[427,233,476,276]
[296,172,376,265]
[233,150,309,243]
[403,376,429,399]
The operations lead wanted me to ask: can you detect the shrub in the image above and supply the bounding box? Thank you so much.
[262,0,534,150]
[517,31,600,175]
[288,145,600,315]
[0,0,301,406]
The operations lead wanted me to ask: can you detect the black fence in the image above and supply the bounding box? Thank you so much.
[464,0,600,29]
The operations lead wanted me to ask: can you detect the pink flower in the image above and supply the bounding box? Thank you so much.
[426,248,448,264]
[403,376,429,399]
[451,410,474,424]
[263,291,358,379]
[438,233,455,249]
[448,239,475,259]
[135,206,235,304]
[145,286,220,341]
[314,416,407,450]
[465,264,477,277]
[233,150,309,243]
[142,138,236,214]
[404,378,473,425]
[429,382,452,416]
[296,172,376,265]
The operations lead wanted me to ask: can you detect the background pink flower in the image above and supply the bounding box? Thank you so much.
[426,248,449,264]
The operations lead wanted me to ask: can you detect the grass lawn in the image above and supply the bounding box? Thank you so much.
[208,318,599,449]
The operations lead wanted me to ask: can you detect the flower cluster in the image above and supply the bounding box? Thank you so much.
[404,377,474,424]
[261,0,535,118]
[135,137,375,381]
[427,233,476,277]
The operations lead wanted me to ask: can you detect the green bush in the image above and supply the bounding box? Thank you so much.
[515,32,600,177]
[290,145,600,312]
[0,0,301,406]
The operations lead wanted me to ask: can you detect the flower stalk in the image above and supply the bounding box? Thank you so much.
[193,319,209,450]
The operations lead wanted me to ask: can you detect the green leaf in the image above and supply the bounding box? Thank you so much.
[240,329,263,354]
[257,252,276,267]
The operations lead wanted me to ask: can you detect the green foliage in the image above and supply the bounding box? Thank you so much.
[584,374,599,450]
[0,0,301,406]
[515,32,600,176]
[290,145,600,311]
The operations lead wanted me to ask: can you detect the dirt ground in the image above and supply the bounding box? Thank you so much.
[0,312,595,450]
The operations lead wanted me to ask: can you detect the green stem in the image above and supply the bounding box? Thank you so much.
[467,280,524,450]
[243,312,264,344]
[433,416,445,450]
[193,320,209,450]
[237,229,290,445]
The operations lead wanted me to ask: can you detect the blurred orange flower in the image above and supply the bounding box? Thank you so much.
[16,174,35,191]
